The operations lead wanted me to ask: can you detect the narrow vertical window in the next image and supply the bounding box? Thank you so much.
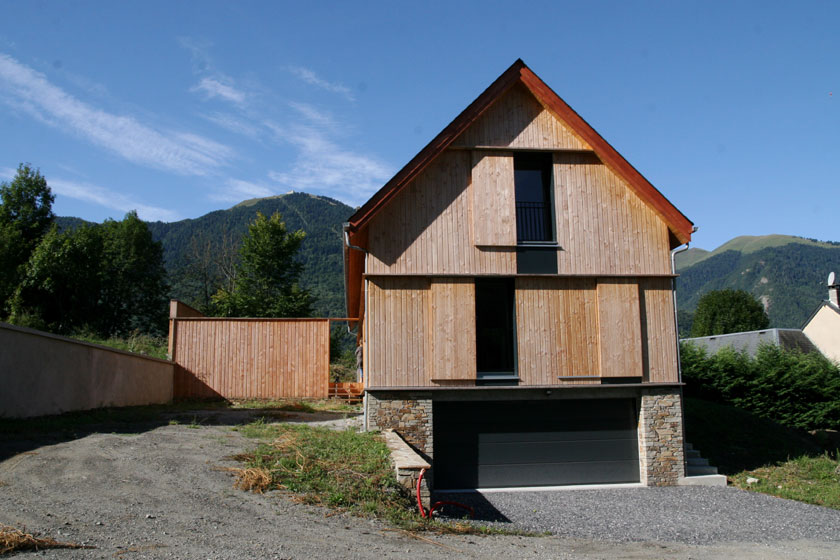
[475,278,517,385]
[514,153,554,243]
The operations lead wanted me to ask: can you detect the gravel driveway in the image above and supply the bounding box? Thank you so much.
[1,410,838,559]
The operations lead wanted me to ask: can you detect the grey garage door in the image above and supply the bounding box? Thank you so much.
[433,399,639,489]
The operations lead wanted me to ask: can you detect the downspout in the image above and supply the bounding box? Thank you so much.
[343,223,370,430]
[343,223,367,336]
[671,225,697,479]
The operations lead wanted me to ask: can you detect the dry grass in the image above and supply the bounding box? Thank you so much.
[232,467,273,494]
[0,524,94,554]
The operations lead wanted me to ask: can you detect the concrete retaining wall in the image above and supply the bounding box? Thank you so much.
[0,322,174,418]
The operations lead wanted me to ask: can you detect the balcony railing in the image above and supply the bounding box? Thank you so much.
[516,201,552,242]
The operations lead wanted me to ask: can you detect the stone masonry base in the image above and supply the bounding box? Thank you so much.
[638,389,685,486]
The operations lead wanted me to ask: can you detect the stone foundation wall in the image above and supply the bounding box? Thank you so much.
[638,389,685,486]
[365,391,433,457]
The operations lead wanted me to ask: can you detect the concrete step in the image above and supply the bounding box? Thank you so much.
[678,474,727,487]
[687,465,719,476]
[687,456,709,466]
[685,442,694,451]
[686,449,702,458]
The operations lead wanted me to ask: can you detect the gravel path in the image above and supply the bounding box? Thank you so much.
[439,487,840,544]
[1,411,838,559]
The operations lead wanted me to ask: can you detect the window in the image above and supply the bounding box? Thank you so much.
[514,153,554,243]
[475,278,517,385]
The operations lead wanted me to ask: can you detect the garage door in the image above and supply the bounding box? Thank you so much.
[433,399,639,489]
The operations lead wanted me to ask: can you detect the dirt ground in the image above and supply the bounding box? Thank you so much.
[1,410,837,559]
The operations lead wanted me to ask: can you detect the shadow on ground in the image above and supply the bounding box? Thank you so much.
[0,404,360,461]
[431,492,512,524]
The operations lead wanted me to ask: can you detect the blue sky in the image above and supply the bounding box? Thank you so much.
[0,1,836,250]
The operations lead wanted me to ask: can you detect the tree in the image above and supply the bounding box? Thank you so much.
[213,212,313,318]
[11,225,103,333]
[0,164,55,314]
[11,212,168,336]
[0,164,55,246]
[690,289,770,337]
[98,211,169,335]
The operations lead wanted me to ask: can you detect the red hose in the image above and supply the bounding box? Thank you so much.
[416,467,475,519]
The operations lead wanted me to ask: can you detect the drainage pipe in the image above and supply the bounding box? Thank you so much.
[416,468,474,519]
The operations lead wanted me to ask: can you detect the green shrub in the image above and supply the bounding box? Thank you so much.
[681,342,840,430]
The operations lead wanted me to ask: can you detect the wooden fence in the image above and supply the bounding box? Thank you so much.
[169,301,332,400]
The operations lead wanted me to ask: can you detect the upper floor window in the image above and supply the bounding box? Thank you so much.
[514,153,554,243]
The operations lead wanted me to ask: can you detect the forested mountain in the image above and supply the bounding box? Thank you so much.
[57,201,840,332]
[58,193,354,317]
[675,235,840,329]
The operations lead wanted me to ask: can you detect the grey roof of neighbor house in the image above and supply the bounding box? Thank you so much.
[682,328,819,357]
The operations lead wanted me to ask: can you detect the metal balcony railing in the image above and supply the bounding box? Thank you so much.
[516,201,552,242]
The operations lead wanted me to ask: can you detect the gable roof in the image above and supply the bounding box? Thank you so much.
[801,300,840,329]
[346,59,694,246]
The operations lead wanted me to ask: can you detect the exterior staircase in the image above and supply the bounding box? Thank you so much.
[678,442,727,486]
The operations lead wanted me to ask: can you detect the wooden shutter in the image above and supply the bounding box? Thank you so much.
[597,280,643,378]
[471,151,515,246]
[428,278,476,382]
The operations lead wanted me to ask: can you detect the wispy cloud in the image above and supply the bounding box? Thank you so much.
[267,125,390,205]
[49,177,181,222]
[201,112,261,138]
[191,77,246,104]
[288,101,337,129]
[289,66,355,101]
[0,53,232,176]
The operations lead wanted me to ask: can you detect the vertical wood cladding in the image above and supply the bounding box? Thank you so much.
[366,151,516,275]
[172,319,329,399]
[366,277,430,388]
[366,276,679,387]
[451,84,591,150]
[515,277,600,385]
[639,278,679,383]
[428,279,476,381]
[553,152,672,275]
[597,280,643,378]
[471,151,515,246]
[366,149,671,276]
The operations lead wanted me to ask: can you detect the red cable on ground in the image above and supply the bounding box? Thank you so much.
[416,467,475,519]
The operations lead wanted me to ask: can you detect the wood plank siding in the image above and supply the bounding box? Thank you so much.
[172,319,329,399]
[597,280,643,378]
[514,277,600,385]
[429,278,476,382]
[366,151,516,275]
[361,75,682,390]
[471,151,515,246]
[366,277,430,388]
[451,84,591,151]
[364,276,678,387]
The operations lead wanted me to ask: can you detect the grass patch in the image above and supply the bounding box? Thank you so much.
[730,452,840,509]
[230,422,526,534]
[0,524,94,554]
[69,331,168,360]
[226,398,360,414]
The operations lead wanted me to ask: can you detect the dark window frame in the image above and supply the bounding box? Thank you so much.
[475,278,518,385]
[514,152,555,244]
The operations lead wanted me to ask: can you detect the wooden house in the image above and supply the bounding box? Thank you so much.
[343,60,694,489]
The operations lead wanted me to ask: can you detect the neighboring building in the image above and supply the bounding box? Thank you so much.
[343,60,694,490]
[802,274,840,364]
[682,328,818,358]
